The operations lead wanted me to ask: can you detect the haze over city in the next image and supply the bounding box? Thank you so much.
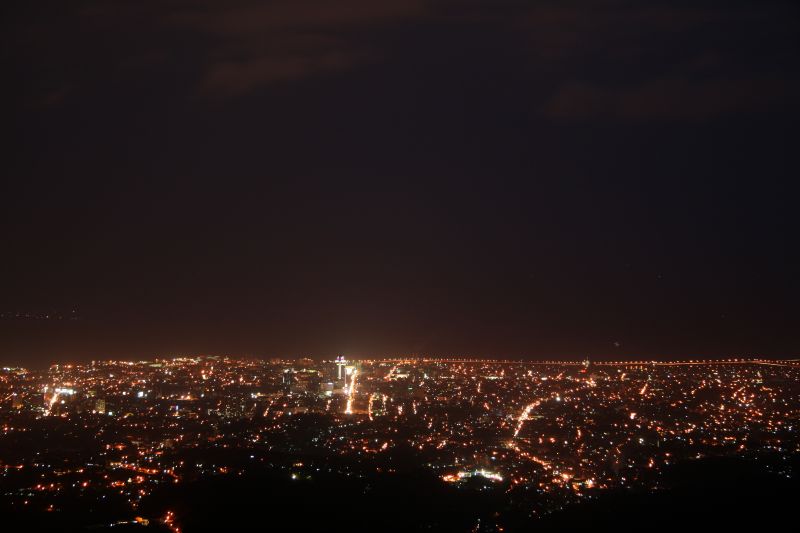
[3,0,799,367]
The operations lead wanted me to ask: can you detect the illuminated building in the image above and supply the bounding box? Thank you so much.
[336,355,347,380]
[282,368,295,394]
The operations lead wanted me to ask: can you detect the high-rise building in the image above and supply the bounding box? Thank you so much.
[94,399,106,414]
[282,368,295,394]
[11,394,23,410]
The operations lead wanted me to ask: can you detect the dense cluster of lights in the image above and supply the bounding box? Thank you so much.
[1,357,798,529]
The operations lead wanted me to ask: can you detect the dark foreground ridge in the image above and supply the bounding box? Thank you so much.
[4,456,797,532]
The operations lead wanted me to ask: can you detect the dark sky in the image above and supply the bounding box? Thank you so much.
[2,0,799,367]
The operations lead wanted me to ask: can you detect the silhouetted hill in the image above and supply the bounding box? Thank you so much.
[532,457,798,532]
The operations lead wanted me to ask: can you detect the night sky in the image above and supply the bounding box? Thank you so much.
[2,0,799,367]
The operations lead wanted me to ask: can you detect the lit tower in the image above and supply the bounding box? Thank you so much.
[336,355,347,380]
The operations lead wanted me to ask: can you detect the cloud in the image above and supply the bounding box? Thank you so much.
[516,1,800,120]
[165,0,431,97]
[543,78,798,120]
[198,43,367,97]
[7,0,798,107]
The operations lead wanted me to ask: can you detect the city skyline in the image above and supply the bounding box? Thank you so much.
[2,354,797,531]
